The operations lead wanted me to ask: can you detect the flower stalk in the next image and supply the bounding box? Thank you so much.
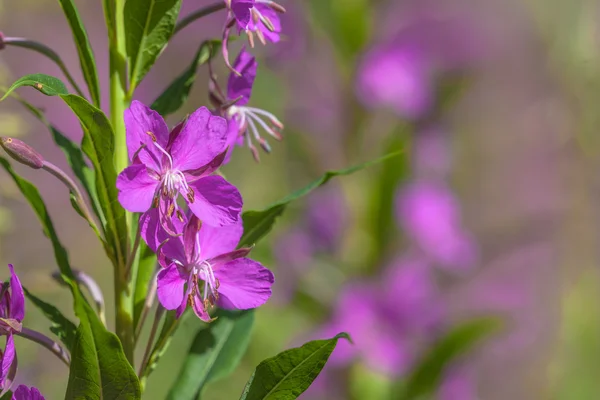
[17,327,70,367]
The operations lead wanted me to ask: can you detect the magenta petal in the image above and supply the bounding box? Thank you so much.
[215,258,274,310]
[7,265,24,322]
[191,293,212,322]
[117,165,158,212]
[125,101,170,170]
[187,176,242,227]
[0,334,15,386]
[140,208,186,263]
[171,107,229,171]
[157,266,186,311]
[198,218,243,260]
[227,47,257,105]
[13,385,44,400]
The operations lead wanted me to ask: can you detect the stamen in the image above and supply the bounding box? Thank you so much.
[167,202,175,217]
[146,131,157,142]
[247,30,256,48]
[187,187,195,203]
[176,210,184,222]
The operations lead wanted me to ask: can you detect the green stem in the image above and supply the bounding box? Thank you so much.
[105,0,134,364]
[173,2,226,36]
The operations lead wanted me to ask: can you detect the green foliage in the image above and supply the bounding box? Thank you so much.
[168,310,255,400]
[66,303,141,399]
[240,333,351,400]
[23,287,77,352]
[1,73,128,269]
[124,0,183,92]
[133,242,157,326]
[152,39,220,117]
[0,156,140,399]
[396,317,502,400]
[240,151,402,247]
[57,0,101,105]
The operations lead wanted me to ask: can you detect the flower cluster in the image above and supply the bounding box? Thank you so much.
[118,102,274,322]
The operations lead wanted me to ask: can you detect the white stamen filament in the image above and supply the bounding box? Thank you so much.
[149,139,190,199]
[228,105,283,155]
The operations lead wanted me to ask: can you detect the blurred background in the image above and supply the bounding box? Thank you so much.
[1,0,599,398]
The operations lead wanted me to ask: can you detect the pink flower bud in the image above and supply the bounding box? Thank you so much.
[0,137,44,169]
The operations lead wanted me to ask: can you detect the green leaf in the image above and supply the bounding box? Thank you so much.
[57,0,101,106]
[125,0,183,92]
[240,152,402,247]
[23,287,77,351]
[167,310,255,400]
[397,317,502,400]
[152,39,220,116]
[66,302,141,399]
[143,310,181,381]
[240,333,351,400]
[0,390,12,399]
[0,73,67,99]
[0,73,128,268]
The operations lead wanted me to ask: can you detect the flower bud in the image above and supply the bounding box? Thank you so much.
[0,137,44,169]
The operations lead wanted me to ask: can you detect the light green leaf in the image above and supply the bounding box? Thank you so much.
[125,0,183,92]
[23,287,77,352]
[152,39,220,116]
[58,0,101,106]
[1,73,67,99]
[167,310,254,400]
[240,152,402,247]
[397,317,502,400]
[240,333,351,400]
[66,302,141,400]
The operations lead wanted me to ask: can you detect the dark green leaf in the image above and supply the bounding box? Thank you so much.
[0,390,12,399]
[58,0,101,105]
[152,39,220,116]
[0,73,67,99]
[0,74,128,268]
[23,287,77,351]
[167,310,254,400]
[397,317,502,400]
[66,302,141,400]
[143,310,181,380]
[240,333,351,400]
[125,0,183,91]
[240,152,402,247]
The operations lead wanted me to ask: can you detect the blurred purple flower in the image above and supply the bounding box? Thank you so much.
[438,367,477,400]
[413,126,453,180]
[356,14,486,120]
[319,258,443,376]
[12,385,44,400]
[306,186,347,253]
[357,44,433,120]
[272,229,313,303]
[396,181,477,271]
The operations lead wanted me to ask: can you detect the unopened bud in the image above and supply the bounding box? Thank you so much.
[0,137,44,169]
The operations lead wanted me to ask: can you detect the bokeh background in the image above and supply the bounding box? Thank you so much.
[1,0,599,398]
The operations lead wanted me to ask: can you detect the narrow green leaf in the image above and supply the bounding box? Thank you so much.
[0,390,12,399]
[143,310,181,380]
[151,39,220,117]
[398,317,502,400]
[23,287,77,352]
[66,302,141,399]
[125,0,183,91]
[240,333,351,400]
[58,0,101,105]
[0,74,127,267]
[0,73,67,99]
[167,310,255,400]
[240,152,402,247]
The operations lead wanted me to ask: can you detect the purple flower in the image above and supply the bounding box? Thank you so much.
[141,210,274,321]
[306,185,347,253]
[0,265,24,336]
[12,385,44,400]
[319,258,443,376]
[0,335,16,392]
[396,181,477,271]
[438,367,477,400]
[117,101,242,228]
[223,0,284,73]
[221,48,284,162]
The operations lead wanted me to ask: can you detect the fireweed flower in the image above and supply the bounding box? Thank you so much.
[117,101,242,228]
[141,210,274,321]
[396,181,477,271]
[12,385,45,400]
[214,48,283,162]
[0,264,23,392]
[319,258,443,376]
[222,0,284,73]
